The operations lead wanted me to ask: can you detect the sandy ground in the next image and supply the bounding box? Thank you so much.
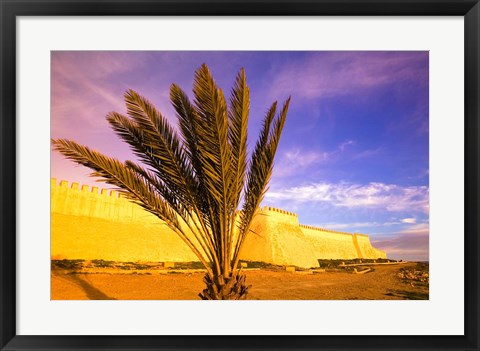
[51,262,428,300]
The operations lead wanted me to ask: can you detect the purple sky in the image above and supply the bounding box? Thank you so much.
[51,51,429,261]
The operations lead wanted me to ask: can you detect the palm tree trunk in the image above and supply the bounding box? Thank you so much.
[199,271,250,300]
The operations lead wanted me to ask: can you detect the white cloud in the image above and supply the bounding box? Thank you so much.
[284,149,327,167]
[408,168,429,180]
[265,181,429,213]
[275,149,327,178]
[401,218,416,224]
[339,140,355,152]
[275,140,357,177]
[352,147,383,159]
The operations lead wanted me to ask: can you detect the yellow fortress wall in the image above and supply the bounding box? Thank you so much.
[240,207,320,268]
[353,234,387,259]
[51,179,386,267]
[300,225,360,259]
[51,179,198,262]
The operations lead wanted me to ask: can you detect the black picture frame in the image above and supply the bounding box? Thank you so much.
[1,1,479,350]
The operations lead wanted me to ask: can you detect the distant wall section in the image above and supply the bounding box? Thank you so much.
[300,225,386,260]
[353,234,387,259]
[300,225,360,259]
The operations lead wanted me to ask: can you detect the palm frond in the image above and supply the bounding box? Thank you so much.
[228,68,249,209]
[52,64,291,291]
[238,101,278,231]
[169,84,211,219]
[125,160,218,265]
[192,64,237,270]
[170,83,225,275]
[51,138,213,274]
[226,68,250,266]
[122,90,196,196]
[232,97,290,268]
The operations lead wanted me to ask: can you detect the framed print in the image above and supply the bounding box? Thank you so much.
[1,1,479,351]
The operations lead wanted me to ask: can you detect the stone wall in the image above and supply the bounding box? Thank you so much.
[51,179,387,267]
[240,207,320,268]
[300,225,360,259]
[51,179,198,262]
[354,234,387,259]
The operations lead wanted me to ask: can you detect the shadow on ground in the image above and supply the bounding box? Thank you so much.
[64,274,116,300]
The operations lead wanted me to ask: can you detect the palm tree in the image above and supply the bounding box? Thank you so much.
[52,64,290,300]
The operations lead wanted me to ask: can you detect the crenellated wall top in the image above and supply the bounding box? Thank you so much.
[298,223,358,236]
[51,178,121,198]
[51,178,367,238]
[261,206,298,217]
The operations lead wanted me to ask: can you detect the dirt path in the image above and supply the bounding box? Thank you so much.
[51,262,428,300]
